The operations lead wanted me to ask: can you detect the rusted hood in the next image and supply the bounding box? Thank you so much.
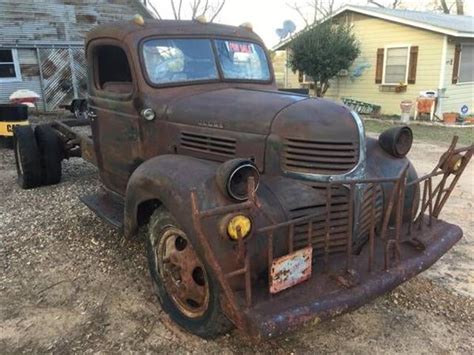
[166,88,307,135]
[271,98,359,142]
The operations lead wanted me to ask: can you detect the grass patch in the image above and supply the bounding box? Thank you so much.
[364,120,473,146]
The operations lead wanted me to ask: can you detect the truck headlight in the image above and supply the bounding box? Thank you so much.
[216,159,260,201]
[378,126,413,158]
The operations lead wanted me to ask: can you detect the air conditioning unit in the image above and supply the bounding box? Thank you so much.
[337,69,349,77]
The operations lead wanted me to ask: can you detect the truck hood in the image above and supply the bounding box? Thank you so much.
[166,88,307,135]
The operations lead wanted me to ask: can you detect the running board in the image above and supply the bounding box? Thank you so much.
[80,191,124,229]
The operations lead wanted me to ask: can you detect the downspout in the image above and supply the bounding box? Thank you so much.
[437,35,448,116]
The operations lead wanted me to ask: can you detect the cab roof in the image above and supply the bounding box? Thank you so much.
[86,19,265,46]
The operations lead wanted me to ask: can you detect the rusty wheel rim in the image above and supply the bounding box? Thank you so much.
[156,227,210,318]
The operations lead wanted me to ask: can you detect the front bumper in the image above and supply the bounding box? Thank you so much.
[242,218,462,339]
[189,138,472,340]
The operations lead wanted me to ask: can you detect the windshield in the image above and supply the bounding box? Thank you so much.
[215,40,270,81]
[142,38,270,85]
[143,39,218,84]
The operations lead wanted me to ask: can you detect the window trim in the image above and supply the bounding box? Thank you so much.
[457,43,474,84]
[382,44,411,85]
[0,48,22,83]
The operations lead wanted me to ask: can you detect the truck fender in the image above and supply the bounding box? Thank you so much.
[123,154,220,239]
[365,137,419,219]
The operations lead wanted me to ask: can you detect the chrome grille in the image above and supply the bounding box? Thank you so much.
[282,138,359,175]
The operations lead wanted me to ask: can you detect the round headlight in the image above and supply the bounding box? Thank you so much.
[216,159,260,201]
[378,126,413,158]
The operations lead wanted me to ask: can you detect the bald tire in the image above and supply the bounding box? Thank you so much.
[145,207,233,339]
[34,125,63,186]
[13,125,42,189]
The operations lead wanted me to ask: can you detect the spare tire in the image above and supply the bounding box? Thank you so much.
[13,126,42,189]
[34,125,63,186]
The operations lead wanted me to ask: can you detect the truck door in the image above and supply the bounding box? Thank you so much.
[88,41,142,195]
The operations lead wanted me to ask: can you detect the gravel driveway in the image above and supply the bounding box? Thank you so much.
[1,131,473,353]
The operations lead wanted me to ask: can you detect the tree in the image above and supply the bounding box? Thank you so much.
[367,0,403,9]
[287,0,337,27]
[436,0,464,14]
[288,22,360,97]
[145,0,227,22]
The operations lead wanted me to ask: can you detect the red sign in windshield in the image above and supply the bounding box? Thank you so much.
[227,41,253,53]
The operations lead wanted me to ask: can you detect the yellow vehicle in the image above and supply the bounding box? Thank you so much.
[0,104,29,145]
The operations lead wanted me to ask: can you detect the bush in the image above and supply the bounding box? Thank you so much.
[288,22,360,97]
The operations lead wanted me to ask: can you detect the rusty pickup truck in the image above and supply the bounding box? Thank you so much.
[12,16,473,340]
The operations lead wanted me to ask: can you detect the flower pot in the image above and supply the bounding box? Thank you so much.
[443,112,458,125]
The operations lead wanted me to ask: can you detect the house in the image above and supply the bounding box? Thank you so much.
[0,0,153,111]
[273,6,474,117]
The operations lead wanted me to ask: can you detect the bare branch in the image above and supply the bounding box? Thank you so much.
[392,0,402,8]
[439,0,450,13]
[367,0,386,8]
[191,0,202,18]
[147,0,162,19]
[177,0,183,19]
[209,0,226,22]
[287,2,310,28]
[455,0,464,15]
[171,0,178,19]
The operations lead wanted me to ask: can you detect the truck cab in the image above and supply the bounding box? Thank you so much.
[13,16,473,340]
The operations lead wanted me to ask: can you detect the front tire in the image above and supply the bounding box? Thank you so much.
[145,207,232,338]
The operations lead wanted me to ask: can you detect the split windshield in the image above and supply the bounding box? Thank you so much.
[142,38,270,85]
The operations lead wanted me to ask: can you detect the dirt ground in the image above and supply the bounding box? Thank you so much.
[1,131,473,353]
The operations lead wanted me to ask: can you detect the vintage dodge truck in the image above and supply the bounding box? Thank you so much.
[13,16,473,339]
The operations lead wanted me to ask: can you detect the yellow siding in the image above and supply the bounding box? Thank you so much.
[272,50,301,88]
[324,13,445,115]
[440,39,474,115]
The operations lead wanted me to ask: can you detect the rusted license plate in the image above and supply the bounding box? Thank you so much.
[270,246,312,294]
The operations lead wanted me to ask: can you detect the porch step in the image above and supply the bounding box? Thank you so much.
[80,191,124,229]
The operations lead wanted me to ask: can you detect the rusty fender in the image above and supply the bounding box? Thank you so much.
[124,154,221,239]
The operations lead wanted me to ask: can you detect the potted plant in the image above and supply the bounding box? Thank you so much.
[443,112,458,125]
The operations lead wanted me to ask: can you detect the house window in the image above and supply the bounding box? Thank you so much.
[0,49,21,82]
[459,44,474,83]
[383,46,409,84]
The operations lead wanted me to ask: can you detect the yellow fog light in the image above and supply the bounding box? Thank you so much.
[452,157,463,172]
[442,153,464,174]
[226,215,252,240]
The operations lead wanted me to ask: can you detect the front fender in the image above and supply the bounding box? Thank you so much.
[123,154,221,239]
[365,137,419,219]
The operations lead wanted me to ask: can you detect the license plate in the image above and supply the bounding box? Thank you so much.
[270,246,312,294]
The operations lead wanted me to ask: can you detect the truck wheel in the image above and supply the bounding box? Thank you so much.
[34,125,63,186]
[13,126,42,189]
[145,207,233,338]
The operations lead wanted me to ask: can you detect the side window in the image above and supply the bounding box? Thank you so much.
[0,49,21,82]
[95,45,133,94]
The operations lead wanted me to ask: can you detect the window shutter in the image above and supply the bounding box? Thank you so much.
[407,46,418,84]
[298,71,303,83]
[452,44,461,84]
[375,48,384,84]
